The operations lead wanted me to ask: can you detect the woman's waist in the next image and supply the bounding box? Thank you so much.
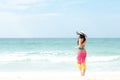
[78,49,86,53]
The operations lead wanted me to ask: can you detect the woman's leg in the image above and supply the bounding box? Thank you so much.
[81,69,86,76]
[80,63,86,76]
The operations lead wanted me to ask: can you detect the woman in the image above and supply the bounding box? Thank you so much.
[75,31,87,76]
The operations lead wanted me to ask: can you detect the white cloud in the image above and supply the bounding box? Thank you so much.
[16,0,40,4]
[0,0,85,11]
[0,0,50,10]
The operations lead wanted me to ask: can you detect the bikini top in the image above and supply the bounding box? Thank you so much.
[78,45,85,50]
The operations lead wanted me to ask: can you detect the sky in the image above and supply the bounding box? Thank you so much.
[0,0,120,38]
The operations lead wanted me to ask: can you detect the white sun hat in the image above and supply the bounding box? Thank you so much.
[80,31,85,34]
[76,31,87,37]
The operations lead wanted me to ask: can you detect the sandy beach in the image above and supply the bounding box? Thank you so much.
[0,72,120,80]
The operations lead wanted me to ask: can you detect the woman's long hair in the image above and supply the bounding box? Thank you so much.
[76,32,86,45]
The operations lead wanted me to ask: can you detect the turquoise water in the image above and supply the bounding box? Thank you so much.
[0,38,120,72]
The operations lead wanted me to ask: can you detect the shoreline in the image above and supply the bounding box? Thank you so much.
[0,71,120,80]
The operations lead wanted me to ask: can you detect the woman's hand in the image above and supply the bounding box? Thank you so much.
[75,46,78,49]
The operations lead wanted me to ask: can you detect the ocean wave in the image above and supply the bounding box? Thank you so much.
[0,54,75,63]
[87,56,120,62]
